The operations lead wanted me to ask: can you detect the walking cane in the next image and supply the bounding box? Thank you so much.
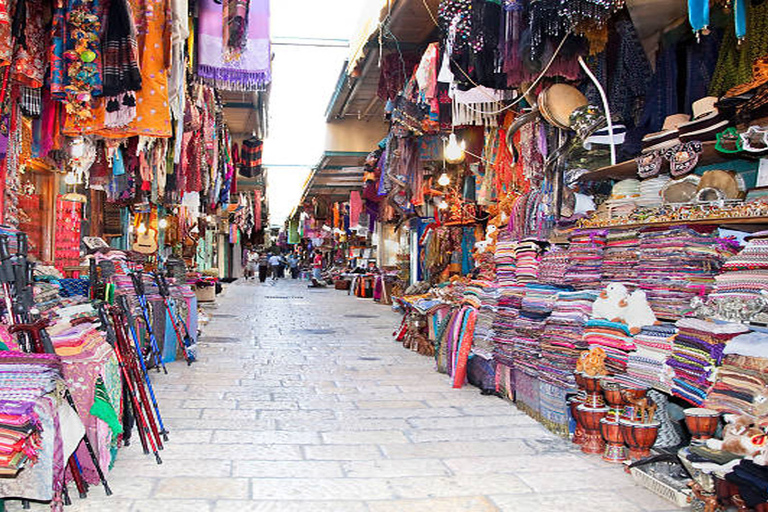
[117,296,169,440]
[129,272,167,374]
[153,272,195,364]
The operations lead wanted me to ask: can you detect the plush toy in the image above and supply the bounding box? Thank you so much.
[592,283,629,322]
[619,289,659,335]
[706,414,767,460]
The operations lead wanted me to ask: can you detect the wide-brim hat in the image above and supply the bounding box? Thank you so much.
[678,96,730,142]
[661,175,701,204]
[641,114,690,153]
[538,84,587,130]
[696,169,746,200]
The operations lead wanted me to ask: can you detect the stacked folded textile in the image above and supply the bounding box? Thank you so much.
[0,352,61,476]
[539,290,597,388]
[725,460,768,509]
[491,287,520,369]
[602,230,640,282]
[514,239,542,283]
[709,235,768,306]
[704,329,768,423]
[512,285,558,378]
[626,323,677,393]
[538,246,569,286]
[470,281,498,357]
[669,318,748,405]
[494,239,516,287]
[637,227,738,320]
[583,319,636,375]
[565,229,607,290]
[636,175,670,208]
[474,250,497,281]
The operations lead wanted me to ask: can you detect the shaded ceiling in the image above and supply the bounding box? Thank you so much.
[300,151,369,203]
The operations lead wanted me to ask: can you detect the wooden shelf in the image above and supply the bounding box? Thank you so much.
[577,141,734,182]
[578,215,768,232]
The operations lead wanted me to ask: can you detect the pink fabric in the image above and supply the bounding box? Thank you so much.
[349,191,362,226]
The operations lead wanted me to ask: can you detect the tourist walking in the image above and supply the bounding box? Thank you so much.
[287,253,300,279]
[269,253,282,280]
[257,251,269,283]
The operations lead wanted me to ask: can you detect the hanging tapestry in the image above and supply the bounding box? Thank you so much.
[197,0,270,90]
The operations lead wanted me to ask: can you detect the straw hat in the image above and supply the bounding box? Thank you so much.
[696,170,745,200]
[538,84,587,130]
[661,175,701,204]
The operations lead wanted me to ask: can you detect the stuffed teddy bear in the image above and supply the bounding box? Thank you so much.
[706,414,767,460]
[619,289,659,335]
[592,283,629,322]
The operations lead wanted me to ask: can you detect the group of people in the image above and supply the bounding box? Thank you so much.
[244,248,325,284]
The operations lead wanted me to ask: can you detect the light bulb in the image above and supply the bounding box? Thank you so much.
[64,172,77,186]
[159,218,168,229]
[437,172,450,187]
[205,215,213,223]
[445,133,466,164]
[438,199,449,210]
[137,223,147,235]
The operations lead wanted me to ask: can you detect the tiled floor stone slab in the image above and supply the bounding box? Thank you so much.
[10,279,681,511]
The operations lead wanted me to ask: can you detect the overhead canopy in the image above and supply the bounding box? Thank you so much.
[220,89,270,140]
[326,0,440,122]
[300,151,369,203]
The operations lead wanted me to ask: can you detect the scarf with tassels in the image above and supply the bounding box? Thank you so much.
[223,0,249,58]
[101,0,141,127]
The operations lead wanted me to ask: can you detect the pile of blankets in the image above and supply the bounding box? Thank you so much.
[565,229,606,290]
[491,287,520,370]
[602,229,639,283]
[0,352,61,476]
[704,329,768,424]
[514,240,542,283]
[636,227,738,320]
[583,319,636,375]
[539,290,596,388]
[538,246,569,286]
[709,234,768,315]
[669,318,748,405]
[626,324,677,393]
[494,238,516,287]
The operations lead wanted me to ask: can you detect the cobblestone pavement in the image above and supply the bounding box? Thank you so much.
[48,279,680,511]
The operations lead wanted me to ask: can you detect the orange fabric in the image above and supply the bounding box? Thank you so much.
[64,0,173,138]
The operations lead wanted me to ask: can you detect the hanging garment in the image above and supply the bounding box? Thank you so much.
[101,0,142,127]
[197,0,270,90]
[239,138,262,177]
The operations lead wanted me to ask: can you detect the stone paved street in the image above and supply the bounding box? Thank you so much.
[51,279,680,511]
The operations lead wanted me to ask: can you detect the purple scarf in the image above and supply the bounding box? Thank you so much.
[197,0,271,90]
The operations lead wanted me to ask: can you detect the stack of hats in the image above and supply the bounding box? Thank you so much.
[494,239,517,287]
[0,352,62,476]
[636,175,671,208]
[514,239,542,283]
[626,324,678,393]
[565,229,607,290]
[604,179,640,218]
[641,114,689,154]
[704,329,768,423]
[669,318,748,405]
[602,230,640,282]
[636,227,738,320]
[583,319,636,375]
[709,231,768,309]
[538,245,570,286]
[539,290,597,388]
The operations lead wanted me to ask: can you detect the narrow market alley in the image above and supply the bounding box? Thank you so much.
[50,280,679,512]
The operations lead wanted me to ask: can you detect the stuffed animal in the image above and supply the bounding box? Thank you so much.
[619,289,659,335]
[592,283,629,322]
[706,414,767,459]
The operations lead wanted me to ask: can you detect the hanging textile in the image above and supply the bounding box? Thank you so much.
[349,191,362,226]
[197,0,270,90]
[101,0,142,127]
[240,138,262,177]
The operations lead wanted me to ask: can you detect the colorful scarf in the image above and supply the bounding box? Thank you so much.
[223,0,249,57]
[197,0,270,90]
[101,0,142,127]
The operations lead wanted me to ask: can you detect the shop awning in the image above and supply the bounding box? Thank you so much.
[300,151,369,203]
[325,0,440,122]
